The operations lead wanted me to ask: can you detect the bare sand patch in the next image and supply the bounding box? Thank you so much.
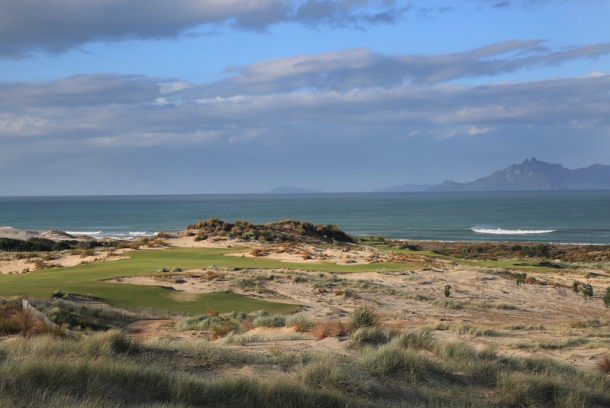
[168,292,201,302]
[0,248,132,274]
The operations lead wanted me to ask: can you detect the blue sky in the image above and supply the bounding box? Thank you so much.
[1,0,609,195]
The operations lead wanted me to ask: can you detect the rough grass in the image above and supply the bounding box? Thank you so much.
[298,355,371,396]
[252,314,287,328]
[2,326,610,407]
[350,305,379,329]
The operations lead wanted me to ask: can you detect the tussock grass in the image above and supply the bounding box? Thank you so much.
[252,314,286,328]
[350,305,379,329]
[431,299,520,312]
[298,355,371,396]
[285,315,313,332]
[348,327,388,347]
[2,327,610,407]
[512,337,590,350]
[217,331,247,346]
[389,328,433,350]
[312,320,334,340]
[596,354,610,373]
[361,343,450,385]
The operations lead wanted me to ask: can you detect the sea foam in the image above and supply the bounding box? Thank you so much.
[472,228,556,235]
[66,231,102,236]
[129,231,150,236]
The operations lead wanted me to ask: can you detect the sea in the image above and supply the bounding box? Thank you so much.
[0,191,609,244]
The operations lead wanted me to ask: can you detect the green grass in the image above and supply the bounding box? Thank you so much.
[0,246,419,315]
[0,248,306,314]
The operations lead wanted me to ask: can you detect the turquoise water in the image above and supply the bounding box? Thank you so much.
[0,191,609,244]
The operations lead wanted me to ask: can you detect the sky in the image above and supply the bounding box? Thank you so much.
[1,0,609,195]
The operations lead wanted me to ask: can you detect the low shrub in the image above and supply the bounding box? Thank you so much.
[252,314,286,328]
[349,327,387,346]
[298,357,370,396]
[336,320,354,336]
[350,305,379,329]
[312,320,334,340]
[362,344,446,384]
[285,315,313,332]
[596,354,610,373]
[390,329,433,350]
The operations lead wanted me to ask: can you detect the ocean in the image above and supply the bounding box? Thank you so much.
[0,191,609,244]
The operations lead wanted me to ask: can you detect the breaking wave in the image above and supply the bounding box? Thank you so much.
[129,231,152,236]
[472,228,556,235]
[66,231,101,236]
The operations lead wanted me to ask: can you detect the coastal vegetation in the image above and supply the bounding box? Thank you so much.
[3,219,610,406]
[186,218,354,243]
[2,299,610,407]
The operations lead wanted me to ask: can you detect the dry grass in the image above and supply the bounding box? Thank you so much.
[312,320,334,340]
[336,320,354,336]
[596,354,610,373]
[240,318,253,332]
[16,308,38,337]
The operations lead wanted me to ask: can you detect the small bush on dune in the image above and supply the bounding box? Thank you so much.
[298,357,370,396]
[596,354,610,373]
[0,316,20,335]
[497,372,563,407]
[177,315,225,331]
[16,309,38,337]
[350,305,379,329]
[79,249,95,258]
[390,328,433,350]
[79,329,139,357]
[217,331,246,346]
[336,320,354,336]
[240,318,253,333]
[362,344,447,384]
[312,320,334,340]
[285,315,313,333]
[252,314,286,328]
[210,324,235,339]
[349,327,387,347]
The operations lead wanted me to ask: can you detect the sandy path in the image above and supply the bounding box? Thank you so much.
[123,320,173,342]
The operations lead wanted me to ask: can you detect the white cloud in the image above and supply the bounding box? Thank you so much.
[469,126,495,135]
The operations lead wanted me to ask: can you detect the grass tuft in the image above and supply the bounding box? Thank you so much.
[350,305,379,329]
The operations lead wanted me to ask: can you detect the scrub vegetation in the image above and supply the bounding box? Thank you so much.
[2,300,610,407]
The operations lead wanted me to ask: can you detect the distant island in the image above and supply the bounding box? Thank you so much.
[266,186,323,194]
[380,158,610,192]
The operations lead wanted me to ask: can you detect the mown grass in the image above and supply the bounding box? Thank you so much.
[0,248,317,314]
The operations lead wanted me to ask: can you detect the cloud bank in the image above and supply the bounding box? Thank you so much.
[1,42,608,149]
[0,0,407,59]
[0,0,576,59]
